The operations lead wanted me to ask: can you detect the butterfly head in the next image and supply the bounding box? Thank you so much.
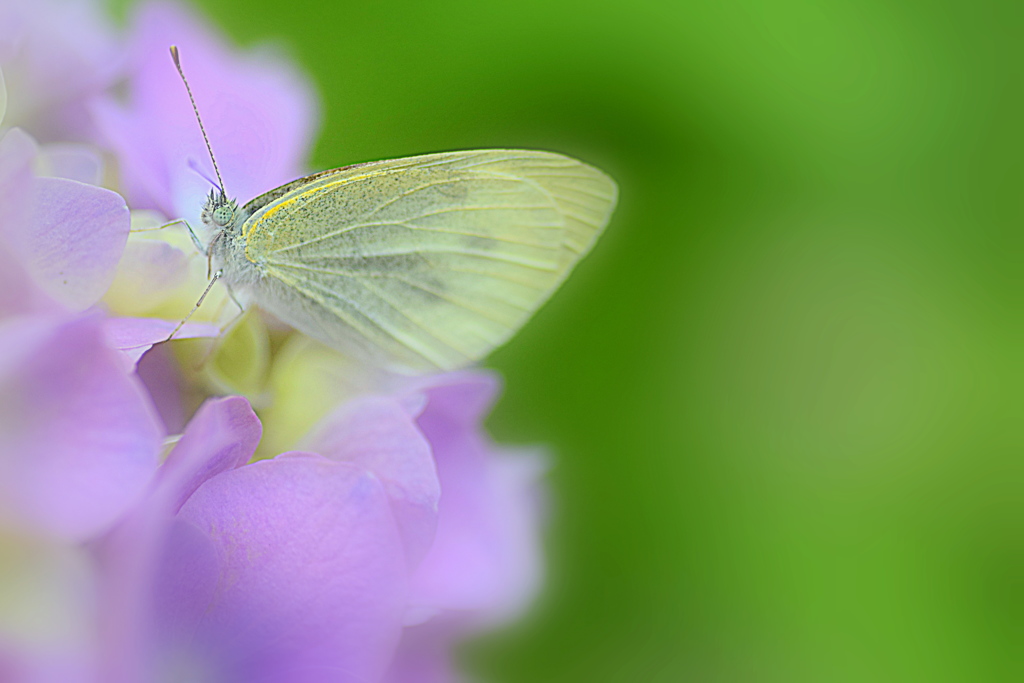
[202,190,239,232]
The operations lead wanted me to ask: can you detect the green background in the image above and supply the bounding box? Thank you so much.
[157,1,1020,680]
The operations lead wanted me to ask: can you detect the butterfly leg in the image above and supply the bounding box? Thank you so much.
[223,282,245,314]
[129,218,182,233]
[164,269,223,342]
[192,297,246,371]
[129,218,207,256]
[217,307,247,337]
[184,220,206,255]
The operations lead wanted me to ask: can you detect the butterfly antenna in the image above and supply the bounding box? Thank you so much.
[170,45,227,198]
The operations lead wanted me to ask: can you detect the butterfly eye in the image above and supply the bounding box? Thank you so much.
[212,204,234,226]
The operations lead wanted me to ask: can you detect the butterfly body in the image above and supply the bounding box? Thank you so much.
[201,149,617,374]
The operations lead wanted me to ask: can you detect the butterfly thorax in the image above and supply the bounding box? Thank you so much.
[201,190,262,287]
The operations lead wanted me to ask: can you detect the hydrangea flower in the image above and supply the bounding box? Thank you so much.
[0,2,548,682]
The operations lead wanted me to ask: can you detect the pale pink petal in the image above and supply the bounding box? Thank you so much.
[36,143,104,185]
[0,0,122,142]
[134,343,185,434]
[0,128,37,234]
[176,453,408,683]
[25,176,129,311]
[0,128,54,315]
[305,396,441,566]
[0,315,163,540]
[96,397,261,683]
[409,373,548,621]
[0,128,128,314]
[103,316,220,366]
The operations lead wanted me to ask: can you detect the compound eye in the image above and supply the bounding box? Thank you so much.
[212,204,234,226]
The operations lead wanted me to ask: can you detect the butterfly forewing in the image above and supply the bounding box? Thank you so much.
[241,150,616,373]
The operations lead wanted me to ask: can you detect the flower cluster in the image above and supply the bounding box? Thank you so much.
[0,2,545,682]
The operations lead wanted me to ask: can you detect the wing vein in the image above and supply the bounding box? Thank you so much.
[380,273,528,323]
[396,221,561,247]
[354,277,477,359]
[544,183,616,202]
[410,204,554,218]
[262,265,400,353]
[287,269,459,367]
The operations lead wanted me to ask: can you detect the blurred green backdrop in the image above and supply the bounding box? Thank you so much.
[141,1,1020,680]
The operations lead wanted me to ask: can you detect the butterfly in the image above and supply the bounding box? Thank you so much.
[172,47,617,374]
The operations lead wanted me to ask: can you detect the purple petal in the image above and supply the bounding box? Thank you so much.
[0,314,163,540]
[409,373,547,620]
[93,1,319,219]
[0,128,55,315]
[382,623,459,683]
[88,98,165,214]
[135,342,186,434]
[25,176,129,311]
[0,239,40,317]
[0,66,6,126]
[175,453,408,683]
[152,518,220,642]
[0,128,127,315]
[154,396,262,514]
[0,128,37,234]
[412,371,502,427]
[103,316,220,366]
[305,396,441,566]
[0,0,122,142]
[36,142,104,185]
[95,397,260,683]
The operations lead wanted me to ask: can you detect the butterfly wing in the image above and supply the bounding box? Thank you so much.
[241,149,617,373]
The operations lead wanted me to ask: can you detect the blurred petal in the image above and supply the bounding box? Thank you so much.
[382,623,458,683]
[0,315,163,540]
[93,1,319,219]
[0,128,55,316]
[148,518,220,681]
[0,129,130,314]
[413,371,502,427]
[0,535,95,683]
[306,396,440,566]
[0,239,49,319]
[154,396,261,514]
[25,177,129,311]
[134,343,185,434]
[176,453,408,683]
[103,316,220,366]
[35,143,103,185]
[88,100,164,215]
[151,519,219,638]
[0,128,38,241]
[0,67,6,126]
[410,373,547,621]
[0,0,122,142]
[96,397,260,683]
